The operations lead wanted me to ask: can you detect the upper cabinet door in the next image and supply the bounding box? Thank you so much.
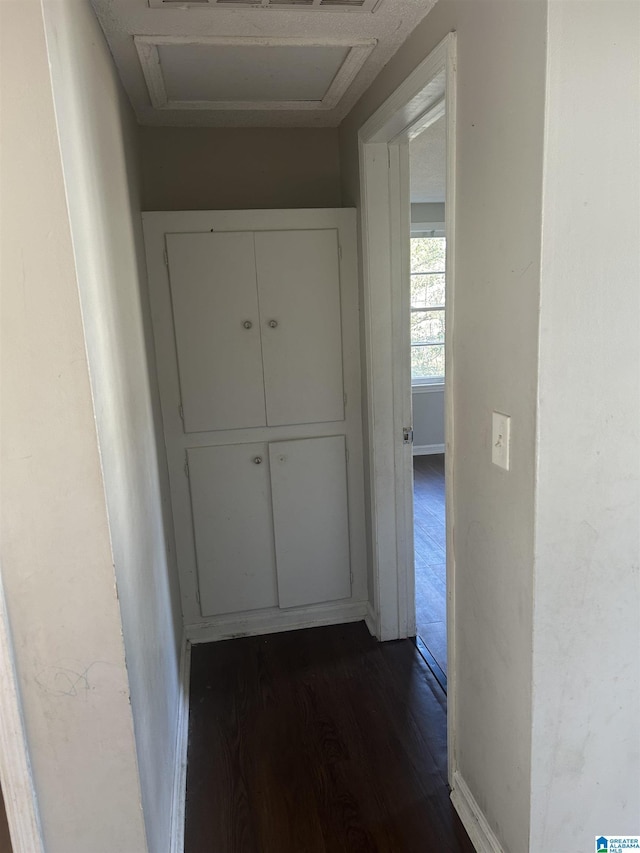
[255,230,345,427]
[166,232,266,433]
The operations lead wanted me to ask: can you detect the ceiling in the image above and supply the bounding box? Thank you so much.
[410,114,446,203]
[91,0,436,127]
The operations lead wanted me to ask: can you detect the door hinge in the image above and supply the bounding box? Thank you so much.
[178,403,184,424]
[184,457,190,479]
[403,426,414,445]
[338,244,343,261]
[163,247,169,268]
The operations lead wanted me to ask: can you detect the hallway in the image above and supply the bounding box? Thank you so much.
[185,622,472,852]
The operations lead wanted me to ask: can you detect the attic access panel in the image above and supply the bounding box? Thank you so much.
[135,36,376,111]
[160,44,350,102]
[148,0,381,11]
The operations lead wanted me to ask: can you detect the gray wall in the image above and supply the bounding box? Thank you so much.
[42,2,183,850]
[342,1,640,848]
[412,388,444,451]
[411,202,445,224]
[340,1,547,850]
[139,126,341,210]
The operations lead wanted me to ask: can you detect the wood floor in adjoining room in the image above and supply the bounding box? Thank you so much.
[185,621,473,853]
[413,454,447,676]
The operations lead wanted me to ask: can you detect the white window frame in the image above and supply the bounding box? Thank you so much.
[410,223,446,389]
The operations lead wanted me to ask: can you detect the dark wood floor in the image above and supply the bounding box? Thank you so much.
[0,786,12,853]
[413,455,447,675]
[185,621,473,853]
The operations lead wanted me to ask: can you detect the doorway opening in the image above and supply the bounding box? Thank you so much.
[358,31,456,780]
[408,122,448,689]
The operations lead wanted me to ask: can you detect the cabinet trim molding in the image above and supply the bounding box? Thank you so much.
[185,599,369,644]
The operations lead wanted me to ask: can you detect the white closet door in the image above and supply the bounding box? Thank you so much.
[255,230,345,427]
[188,443,278,617]
[269,436,351,609]
[166,232,266,433]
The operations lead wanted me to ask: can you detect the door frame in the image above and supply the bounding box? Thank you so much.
[0,572,44,852]
[358,32,457,781]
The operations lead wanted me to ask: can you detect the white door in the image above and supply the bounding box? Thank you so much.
[187,443,278,617]
[269,435,351,608]
[166,231,266,433]
[255,230,345,427]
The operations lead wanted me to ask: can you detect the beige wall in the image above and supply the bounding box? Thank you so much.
[41,2,184,851]
[139,126,342,210]
[340,2,547,851]
[0,2,147,850]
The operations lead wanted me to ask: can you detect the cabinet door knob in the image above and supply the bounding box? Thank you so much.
[253,456,263,464]
[243,320,253,329]
[268,319,278,329]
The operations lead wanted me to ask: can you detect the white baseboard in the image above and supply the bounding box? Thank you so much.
[185,599,368,644]
[450,771,504,853]
[169,635,191,853]
[364,601,379,638]
[413,443,445,456]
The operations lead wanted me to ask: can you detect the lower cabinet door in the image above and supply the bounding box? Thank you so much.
[269,435,351,609]
[188,443,278,617]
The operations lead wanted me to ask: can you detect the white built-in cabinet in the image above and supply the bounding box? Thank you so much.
[166,228,345,433]
[143,210,366,639]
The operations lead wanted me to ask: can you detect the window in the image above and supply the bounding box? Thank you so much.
[410,232,445,385]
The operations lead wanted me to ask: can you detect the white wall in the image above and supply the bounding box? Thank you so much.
[340,2,547,850]
[530,2,640,848]
[41,2,184,851]
[0,2,148,850]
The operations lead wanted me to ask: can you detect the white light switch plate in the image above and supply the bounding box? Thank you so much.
[492,411,511,471]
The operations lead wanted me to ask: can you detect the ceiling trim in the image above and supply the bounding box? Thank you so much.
[134,35,377,111]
